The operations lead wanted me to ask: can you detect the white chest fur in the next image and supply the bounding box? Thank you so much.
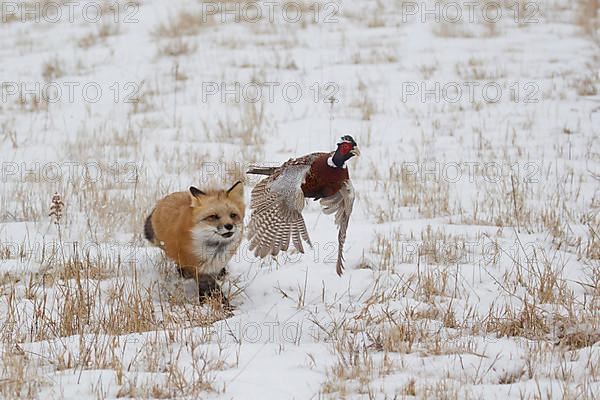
[191,226,240,276]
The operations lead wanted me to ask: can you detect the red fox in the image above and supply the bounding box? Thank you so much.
[144,182,244,303]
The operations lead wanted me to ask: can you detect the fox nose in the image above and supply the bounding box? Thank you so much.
[224,224,233,231]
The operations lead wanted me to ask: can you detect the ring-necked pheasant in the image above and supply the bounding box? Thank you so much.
[246,135,359,275]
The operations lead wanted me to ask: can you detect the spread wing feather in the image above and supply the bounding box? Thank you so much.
[320,180,355,276]
[248,160,317,259]
[248,153,354,275]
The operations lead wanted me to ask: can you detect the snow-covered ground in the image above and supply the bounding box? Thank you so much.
[1,0,599,398]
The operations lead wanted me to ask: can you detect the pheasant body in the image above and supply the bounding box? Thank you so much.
[301,152,349,199]
[247,135,359,275]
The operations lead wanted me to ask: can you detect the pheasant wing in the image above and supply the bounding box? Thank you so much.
[320,180,355,276]
[248,159,317,259]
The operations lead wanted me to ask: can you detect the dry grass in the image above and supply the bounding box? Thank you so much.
[362,161,452,223]
[7,251,228,342]
[41,57,65,82]
[0,233,232,397]
[156,37,198,57]
[0,344,47,399]
[152,10,214,38]
[576,0,599,39]
[317,243,599,397]
[0,118,18,148]
[151,9,213,58]
[574,65,599,96]
[455,57,506,81]
[211,102,267,148]
[1,0,599,398]
[350,48,398,64]
[13,90,49,114]
[78,20,121,49]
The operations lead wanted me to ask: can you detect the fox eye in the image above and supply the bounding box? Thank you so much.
[230,213,239,219]
[205,214,219,221]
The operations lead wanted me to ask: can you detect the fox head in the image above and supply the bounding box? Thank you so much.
[188,181,245,247]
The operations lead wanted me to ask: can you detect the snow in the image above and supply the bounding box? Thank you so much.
[0,0,599,399]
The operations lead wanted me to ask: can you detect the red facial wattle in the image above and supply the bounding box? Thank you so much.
[339,142,353,155]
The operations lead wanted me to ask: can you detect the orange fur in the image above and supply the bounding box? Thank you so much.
[146,182,245,281]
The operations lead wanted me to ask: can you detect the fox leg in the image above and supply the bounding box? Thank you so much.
[197,274,230,308]
[176,266,231,309]
[177,265,196,279]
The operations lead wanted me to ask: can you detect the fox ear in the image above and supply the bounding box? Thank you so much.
[189,186,206,198]
[226,181,243,199]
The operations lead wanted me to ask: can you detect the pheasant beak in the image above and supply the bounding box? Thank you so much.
[350,147,361,157]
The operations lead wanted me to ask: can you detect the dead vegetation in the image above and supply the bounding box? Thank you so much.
[152,9,214,38]
[576,0,600,40]
[0,0,599,398]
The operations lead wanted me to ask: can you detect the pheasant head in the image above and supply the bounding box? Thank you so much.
[331,135,360,168]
